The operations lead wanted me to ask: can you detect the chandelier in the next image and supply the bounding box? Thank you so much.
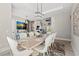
[34,3,44,19]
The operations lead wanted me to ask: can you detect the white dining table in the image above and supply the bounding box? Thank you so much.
[19,36,46,50]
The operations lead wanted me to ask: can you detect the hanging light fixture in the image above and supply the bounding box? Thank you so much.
[34,3,44,20]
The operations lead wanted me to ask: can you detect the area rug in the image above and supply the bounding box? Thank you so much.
[32,40,65,56]
[48,40,65,56]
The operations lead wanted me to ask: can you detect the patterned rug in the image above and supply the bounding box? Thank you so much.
[48,40,65,56]
[32,40,65,56]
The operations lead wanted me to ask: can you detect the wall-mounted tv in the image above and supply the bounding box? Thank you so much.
[16,21,27,30]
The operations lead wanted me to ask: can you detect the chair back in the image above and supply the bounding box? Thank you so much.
[43,34,52,52]
[51,32,56,44]
[43,33,56,52]
[7,37,33,56]
[7,36,18,55]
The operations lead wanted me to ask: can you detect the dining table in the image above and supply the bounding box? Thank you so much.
[18,34,47,50]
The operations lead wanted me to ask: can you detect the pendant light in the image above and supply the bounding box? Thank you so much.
[35,3,44,20]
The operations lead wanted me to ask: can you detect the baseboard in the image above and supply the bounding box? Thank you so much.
[0,47,12,56]
[55,37,71,42]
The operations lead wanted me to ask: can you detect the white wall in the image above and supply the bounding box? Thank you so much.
[53,12,71,39]
[71,4,79,55]
[13,11,71,40]
[71,35,79,55]
[13,3,72,40]
[48,8,71,40]
[0,3,12,55]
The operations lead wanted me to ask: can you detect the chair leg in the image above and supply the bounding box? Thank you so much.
[47,52,49,56]
[43,53,45,56]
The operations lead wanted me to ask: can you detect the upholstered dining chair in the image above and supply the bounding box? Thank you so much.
[7,36,33,56]
[32,34,53,56]
[51,32,56,46]
[48,32,56,55]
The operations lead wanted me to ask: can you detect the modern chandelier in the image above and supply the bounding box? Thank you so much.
[34,3,44,19]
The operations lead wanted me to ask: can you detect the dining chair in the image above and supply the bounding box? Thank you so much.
[32,34,53,56]
[7,36,33,56]
[48,32,56,55]
[29,32,34,37]
[35,32,40,36]
[51,32,56,46]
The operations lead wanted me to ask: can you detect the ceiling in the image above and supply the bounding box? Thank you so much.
[12,3,73,20]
